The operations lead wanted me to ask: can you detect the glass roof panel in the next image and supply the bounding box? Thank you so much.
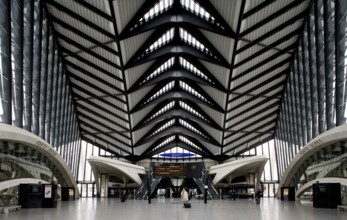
[141,57,175,85]
[179,81,211,104]
[146,119,175,140]
[152,135,175,151]
[179,118,208,139]
[144,81,175,105]
[145,101,175,124]
[179,135,202,151]
[140,0,174,24]
[179,57,213,84]
[180,0,222,29]
[179,100,210,123]
[145,28,175,54]
[180,28,208,53]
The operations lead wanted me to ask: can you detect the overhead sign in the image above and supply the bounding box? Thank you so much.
[159,153,195,158]
[152,162,202,178]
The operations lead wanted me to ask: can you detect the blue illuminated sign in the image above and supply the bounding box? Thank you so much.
[159,153,194,158]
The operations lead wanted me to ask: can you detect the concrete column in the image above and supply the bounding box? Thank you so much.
[100,174,108,198]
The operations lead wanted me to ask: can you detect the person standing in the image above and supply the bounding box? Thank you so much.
[121,189,127,202]
[255,189,262,204]
[181,188,189,204]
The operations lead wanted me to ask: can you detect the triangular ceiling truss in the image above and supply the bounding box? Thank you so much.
[45,0,312,162]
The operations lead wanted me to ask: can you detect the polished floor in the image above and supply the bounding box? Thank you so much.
[2,197,346,220]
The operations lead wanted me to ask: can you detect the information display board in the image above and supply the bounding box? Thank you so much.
[152,162,202,178]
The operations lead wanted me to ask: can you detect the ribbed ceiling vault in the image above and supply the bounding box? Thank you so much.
[44,0,312,162]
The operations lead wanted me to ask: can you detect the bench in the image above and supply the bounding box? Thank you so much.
[0,205,21,214]
[337,205,347,212]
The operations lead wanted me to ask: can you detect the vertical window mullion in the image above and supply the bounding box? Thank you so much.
[22,0,34,131]
[39,20,50,139]
[297,43,307,147]
[11,0,24,128]
[293,55,303,149]
[31,0,42,136]
[308,9,319,138]
[323,0,336,129]
[314,0,327,134]
[302,22,313,142]
[0,0,12,124]
[335,0,347,125]
[45,45,55,142]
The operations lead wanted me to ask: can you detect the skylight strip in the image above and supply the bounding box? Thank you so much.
[179,101,210,123]
[179,136,202,151]
[145,28,175,55]
[179,28,209,54]
[144,81,175,105]
[147,119,175,140]
[141,57,175,85]
[141,0,174,23]
[179,119,208,139]
[145,101,175,124]
[179,57,213,84]
[179,81,211,104]
[152,135,175,151]
[180,0,222,28]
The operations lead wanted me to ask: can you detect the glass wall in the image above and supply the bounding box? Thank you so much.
[0,0,81,178]
[275,0,347,182]
[77,140,116,197]
[241,140,279,197]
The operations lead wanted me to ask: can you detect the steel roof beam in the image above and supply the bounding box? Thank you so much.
[75,102,129,131]
[125,43,230,69]
[120,1,234,39]
[240,0,304,38]
[133,100,221,131]
[225,110,279,139]
[225,103,279,129]
[72,0,112,21]
[224,119,276,146]
[238,12,306,54]
[49,16,119,56]
[230,63,289,92]
[82,136,120,157]
[68,73,126,108]
[134,108,221,132]
[77,111,130,141]
[228,82,284,111]
[79,121,131,150]
[57,33,121,69]
[62,48,123,81]
[227,94,282,122]
[72,85,128,116]
[46,0,115,39]
[235,29,300,68]
[223,127,275,154]
[81,130,131,155]
[65,60,124,91]
[242,0,276,19]
[228,71,287,104]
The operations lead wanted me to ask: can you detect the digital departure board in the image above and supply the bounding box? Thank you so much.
[152,162,202,178]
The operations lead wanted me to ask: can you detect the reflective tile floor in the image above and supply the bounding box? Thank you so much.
[2,197,346,220]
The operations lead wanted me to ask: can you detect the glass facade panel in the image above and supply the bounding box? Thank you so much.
[0,0,81,180]
[275,0,347,181]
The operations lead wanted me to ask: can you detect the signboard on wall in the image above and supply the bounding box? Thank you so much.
[44,185,52,198]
